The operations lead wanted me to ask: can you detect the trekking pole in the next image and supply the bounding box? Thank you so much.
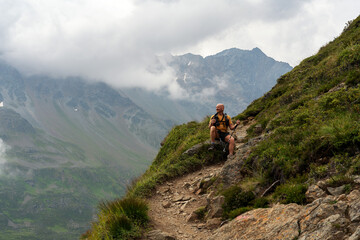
[223,123,239,152]
[231,123,239,136]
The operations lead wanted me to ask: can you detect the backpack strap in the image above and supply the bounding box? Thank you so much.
[225,113,229,127]
[214,113,229,127]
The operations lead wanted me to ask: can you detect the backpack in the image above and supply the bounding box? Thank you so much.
[213,112,229,127]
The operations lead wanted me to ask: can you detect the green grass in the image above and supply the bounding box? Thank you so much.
[127,118,225,198]
[82,197,149,240]
[221,185,270,219]
[273,183,307,205]
[237,16,360,188]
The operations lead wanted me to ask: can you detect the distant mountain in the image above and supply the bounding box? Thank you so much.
[0,61,165,239]
[0,47,291,239]
[125,47,292,118]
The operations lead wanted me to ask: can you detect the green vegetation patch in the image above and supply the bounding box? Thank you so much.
[273,183,307,205]
[238,16,360,186]
[221,185,269,219]
[82,197,148,240]
[128,118,226,197]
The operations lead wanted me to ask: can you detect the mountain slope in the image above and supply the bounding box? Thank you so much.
[0,66,163,239]
[235,16,360,184]
[82,15,360,239]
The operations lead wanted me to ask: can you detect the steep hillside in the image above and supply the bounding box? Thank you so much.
[82,15,360,240]
[235,16,360,185]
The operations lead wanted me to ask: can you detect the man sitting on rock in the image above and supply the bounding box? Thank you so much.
[208,103,240,157]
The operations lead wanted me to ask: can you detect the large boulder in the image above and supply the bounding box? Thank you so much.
[209,189,360,240]
[209,203,302,240]
[219,135,265,186]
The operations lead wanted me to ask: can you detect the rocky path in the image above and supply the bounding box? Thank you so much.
[144,122,252,240]
[145,164,223,239]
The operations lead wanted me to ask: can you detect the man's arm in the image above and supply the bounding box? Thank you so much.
[229,119,241,130]
[209,117,216,128]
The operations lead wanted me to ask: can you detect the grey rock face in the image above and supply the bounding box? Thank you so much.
[209,188,360,240]
[206,196,225,219]
[327,185,346,196]
[169,48,292,117]
[219,135,265,186]
[306,184,327,202]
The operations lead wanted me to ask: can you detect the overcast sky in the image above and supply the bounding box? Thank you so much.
[0,0,359,93]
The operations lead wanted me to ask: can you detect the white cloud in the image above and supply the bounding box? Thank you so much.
[0,138,9,172]
[0,0,359,96]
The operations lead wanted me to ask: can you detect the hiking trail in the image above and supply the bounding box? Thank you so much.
[144,122,252,240]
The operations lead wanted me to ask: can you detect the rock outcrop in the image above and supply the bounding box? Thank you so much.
[219,134,265,187]
[209,189,360,240]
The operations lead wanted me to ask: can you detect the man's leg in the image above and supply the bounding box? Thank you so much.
[225,134,235,155]
[211,126,220,142]
[209,126,218,150]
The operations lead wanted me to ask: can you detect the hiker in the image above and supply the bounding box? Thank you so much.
[208,103,240,157]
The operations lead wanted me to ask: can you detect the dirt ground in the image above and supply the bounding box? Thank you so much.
[144,122,251,240]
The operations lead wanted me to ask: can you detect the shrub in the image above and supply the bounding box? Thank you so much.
[194,206,207,220]
[327,174,353,188]
[345,70,360,86]
[228,207,253,219]
[107,214,135,239]
[222,187,269,219]
[273,183,307,205]
[252,197,269,208]
[344,184,353,194]
[222,186,255,215]
[85,197,149,239]
[309,163,329,179]
[350,156,360,175]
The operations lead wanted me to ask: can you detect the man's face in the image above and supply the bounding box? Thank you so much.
[216,104,224,113]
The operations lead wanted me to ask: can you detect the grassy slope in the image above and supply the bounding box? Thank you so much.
[236,16,360,186]
[83,15,360,239]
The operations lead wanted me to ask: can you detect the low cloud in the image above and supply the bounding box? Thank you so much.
[0,138,9,173]
[0,0,359,98]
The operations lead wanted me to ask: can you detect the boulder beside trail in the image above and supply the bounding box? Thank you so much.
[209,190,360,240]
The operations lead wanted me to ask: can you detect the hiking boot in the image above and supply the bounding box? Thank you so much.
[208,144,215,151]
[227,154,236,160]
